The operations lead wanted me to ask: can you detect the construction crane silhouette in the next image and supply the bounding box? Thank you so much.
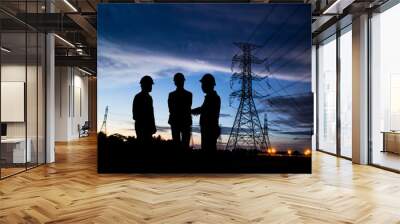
[226,42,271,151]
[100,106,109,134]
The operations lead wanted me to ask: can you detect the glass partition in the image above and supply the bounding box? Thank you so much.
[38,32,46,165]
[339,28,352,158]
[317,35,337,154]
[0,1,46,179]
[27,30,38,169]
[1,30,28,177]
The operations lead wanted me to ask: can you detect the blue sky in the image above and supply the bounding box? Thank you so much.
[98,4,312,151]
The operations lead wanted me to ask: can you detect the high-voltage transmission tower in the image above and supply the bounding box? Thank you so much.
[226,42,271,151]
[100,106,109,134]
[263,113,272,150]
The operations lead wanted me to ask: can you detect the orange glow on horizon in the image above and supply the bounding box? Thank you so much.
[266,147,276,155]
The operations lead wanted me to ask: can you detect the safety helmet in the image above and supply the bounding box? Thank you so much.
[200,73,216,86]
[140,75,154,85]
[174,73,185,82]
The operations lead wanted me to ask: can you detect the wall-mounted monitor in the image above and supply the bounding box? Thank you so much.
[1,82,25,122]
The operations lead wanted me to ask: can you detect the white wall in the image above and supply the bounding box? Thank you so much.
[55,67,70,141]
[72,72,89,138]
[1,63,46,164]
[1,65,40,138]
[55,67,89,141]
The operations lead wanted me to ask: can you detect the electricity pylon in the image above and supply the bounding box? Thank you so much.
[100,106,109,134]
[226,42,270,151]
[263,113,272,150]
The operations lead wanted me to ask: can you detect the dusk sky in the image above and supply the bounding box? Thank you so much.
[98,4,312,151]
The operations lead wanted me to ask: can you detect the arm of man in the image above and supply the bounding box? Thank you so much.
[192,92,204,115]
[189,92,193,109]
[132,95,137,120]
[191,107,201,115]
[216,95,221,118]
[168,93,172,113]
[214,95,221,137]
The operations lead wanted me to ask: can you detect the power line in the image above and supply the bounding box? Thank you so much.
[273,81,308,114]
[231,6,277,68]
[226,42,270,151]
[231,6,301,77]
[268,92,312,99]
[246,5,276,43]
[257,23,309,69]
[267,40,310,72]
[255,70,310,115]
[253,5,301,57]
[257,73,310,98]
[244,6,308,103]
[258,47,311,77]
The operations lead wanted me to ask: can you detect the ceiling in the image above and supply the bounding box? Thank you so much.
[0,0,389,75]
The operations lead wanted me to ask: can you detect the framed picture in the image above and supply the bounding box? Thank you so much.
[98,3,312,173]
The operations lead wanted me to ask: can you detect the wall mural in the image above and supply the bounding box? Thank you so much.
[97,3,313,173]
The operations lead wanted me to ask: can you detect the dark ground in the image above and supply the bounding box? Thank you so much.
[98,132,311,173]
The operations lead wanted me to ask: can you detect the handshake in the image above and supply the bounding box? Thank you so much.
[191,107,201,116]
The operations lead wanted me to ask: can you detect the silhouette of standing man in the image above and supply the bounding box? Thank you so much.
[132,76,156,144]
[192,74,221,152]
[168,73,192,149]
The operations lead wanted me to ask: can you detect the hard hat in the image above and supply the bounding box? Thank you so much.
[174,73,185,82]
[200,73,216,86]
[140,75,154,85]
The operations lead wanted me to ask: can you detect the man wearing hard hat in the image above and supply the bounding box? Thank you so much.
[168,73,193,149]
[132,75,156,144]
[192,73,221,152]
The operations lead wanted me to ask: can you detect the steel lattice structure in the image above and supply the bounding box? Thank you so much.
[226,42,271,151]
[100,106,109,134]
[263,113,271,150]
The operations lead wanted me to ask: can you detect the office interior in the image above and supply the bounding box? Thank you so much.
[0,0,97,179]
[0,0,399,178]
[314,1,400,172]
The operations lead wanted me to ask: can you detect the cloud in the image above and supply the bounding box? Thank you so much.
[114,125,171,132]
[191,126,200,134]
[279,131,313,136]
[98,37,311,90]
[191,125,232,135]
[220,113,232,118]
[98,39,232,89]
[259,93,313,135]
[156,125,171,132]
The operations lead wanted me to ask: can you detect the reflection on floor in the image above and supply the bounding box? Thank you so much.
[0,163,41,178]
[0,167,25,178]
[373,150,400,171]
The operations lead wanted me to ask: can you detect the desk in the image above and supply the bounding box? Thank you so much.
[382,131,400,154]
[1,138,31,163]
